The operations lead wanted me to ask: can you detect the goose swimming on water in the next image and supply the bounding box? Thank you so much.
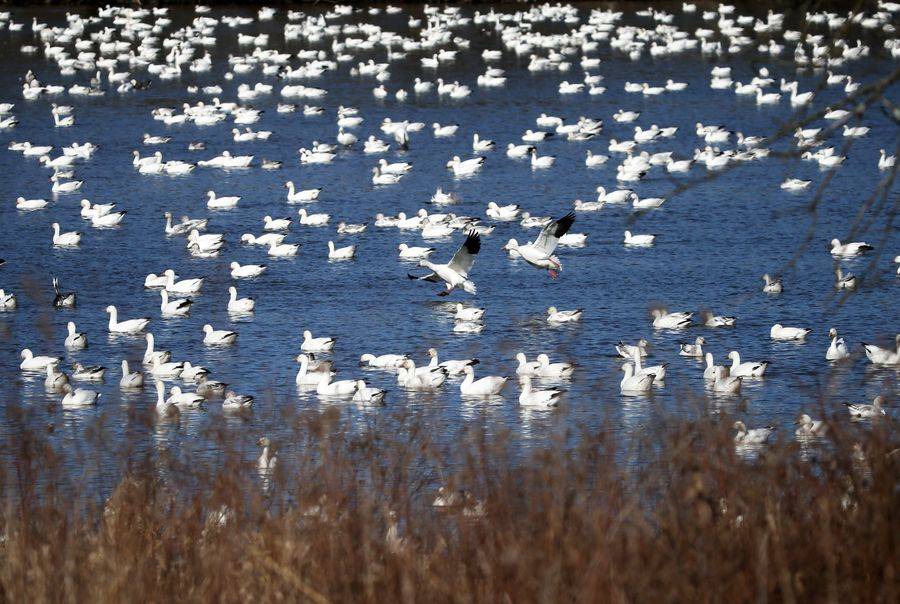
[53,278,76,308]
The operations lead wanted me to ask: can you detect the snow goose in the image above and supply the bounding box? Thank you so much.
[143,333,171,365]
[295,354,333,386]
[835,267,857,290]
[399,359,447,390]
[547,307,583,323]
[431,188,461,205]
[535,354,574,378]
[861,335,900,365]
[263,216,292,231]
[106,306,150,334]
[0,289,16,309]
[518,376,563,408]
[196,375,228,398]
[781,178,811,191]
[372,166,402,185]
[360,353,408,369]
[762,274,782,293]
[164,269,203,295]
[486,201,520,220]
[227,286,255,313]
[352,381,386,405]
[51,222,81,247]
[530,149,555,169]
[573,199,603,212]
[91,211,126,228]
[652,309,692,329]
[72,363,106,381]
[597,187,634,204]
[711,366,742,394]
[160,290,192,317]
[623,231,655,246]
[585,150,609,167]
[64,321,87,350]
[507,143,534,159]
[301,330,335,352]
[298,208,330,226]
[830,238,873,257]
[825,328,850,361]
[154,381,178,417]
[337,222,367,234]
[187,230,223,254]
[459,365,507,396]
[679,337,705,357]
[52,278,76,308]
[408,231,480,295]
[770,324,811,341]
[398,243,435,259]
[164,213,208,236]
[502,212,575,278]
[257,437,276,474]
[620,364,654,393]
[203,324,237,346]
[455,303,484,321]
[285,181,321,203]
[230,262,267,279]
[20,349,60,371]
[733,421,774,445]
[878,149,895,170]
[167,386,203,409]
[61,384,99,407]
[701,312,736,327]
[472,133,494,152]
[328,241,356,260]
[241,233,286,247]
[268,240,299,257]
[206,190,240,210]
[119,360,143,390]
[50,176,83,194]
[16,197,49,211]
[180,362,209,382]
[45,365,68,392]
[703,353,725,381]
[845,395,886,419]
[80,199,116,219]
[632,353,667,382]
[454,321,484,334]
[426,349,477,376]
[727,351,768,377]
[795,414,827,437]
[631,194,666,210]
[316,372,359,397]
[515,353,542,377]
[446,155,485,177]
[223,391,254,412]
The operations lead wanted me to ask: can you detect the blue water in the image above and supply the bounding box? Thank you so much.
[0,5,897,472]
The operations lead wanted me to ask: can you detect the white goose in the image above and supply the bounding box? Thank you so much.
[703,353,725,381]
[408,231,481,296]
[20,349,60,371]
[316,372,359,397]
[861,335,900,365]
[52,222,81,247]
[825,328,850,361]
[106,306,150,334]
[295,354,334,386]
[651,309,692,329]
[762,274,782,293]
[459,365,507,396]
[795,414,827,437]
[455,304,484,321]
[119,360,144,390]
[227,286,255,313]
[845,395,886,419]
[770,324,811,341]
[45,365,68,392]
[518,376,563,408]
[399,359,447,390]
[620,364,654,393]
[830,238,873,257]
[679,337,705,357]
[535,354,574,378]
[351,381,386,405]
[160,290,192,317]
[143,333,170,365]
[301,330,335,352]
[150,356,183,379]
[547,307,582,323]
[206,190,240,209]
[515,353,542,377]
[733,421,775,445]
[328,241,356,260]
[285,181,321,203]
[61,384,99,407]
[727,351,768,377]
[360,353,409,368]
[164,269,203,295]
[711,366,742,394]
[268,240,299,257]
[298,208,330,226]
[501,212,575,278]
[63,321,87,350]
[398,243,435,259]
[203,324,237,346]
[230,262,267,279]
[167,386,203,409]
[623,231,655,246]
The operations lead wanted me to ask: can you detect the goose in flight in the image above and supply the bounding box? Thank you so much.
[408,231,481,296]
[501,212,575,278]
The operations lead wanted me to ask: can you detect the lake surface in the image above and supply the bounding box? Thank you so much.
[0,4,897,477]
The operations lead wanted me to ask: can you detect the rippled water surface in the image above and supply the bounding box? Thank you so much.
[0,4,897,475]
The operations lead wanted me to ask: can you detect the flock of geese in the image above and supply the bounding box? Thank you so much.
[1,1,898,456]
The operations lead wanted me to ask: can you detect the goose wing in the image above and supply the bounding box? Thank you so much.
[534,212,575,255]
[447,231,481,276]
[408,271,441,283]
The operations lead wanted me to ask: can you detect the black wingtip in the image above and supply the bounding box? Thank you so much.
[464,230,481,255]
[554,212,576,238]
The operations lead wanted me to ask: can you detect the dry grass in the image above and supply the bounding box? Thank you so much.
[0,402,895,603]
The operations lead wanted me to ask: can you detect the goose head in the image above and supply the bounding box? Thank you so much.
[21,349,32,359]
[502,239,519,251]
[359,354,375,365]
[704,352,714,367]
[515,352,528,364]
[547,306,558,315]
[240,234,256,244]
[828,327,838,338]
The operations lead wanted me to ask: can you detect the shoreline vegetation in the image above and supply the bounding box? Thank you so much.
[0,403,895,601]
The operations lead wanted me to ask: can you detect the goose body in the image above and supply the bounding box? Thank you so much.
[20,349,60,371]
[160,290,192,316]
[119,360,143,389]
[167,386,203,409]
[727,351,768,377]
[547,307,583,323]
[624,230,654,246]
[845,396,886,419]
[409,231,480,295]
[711,366,742,394]
[460,365,507,396]
[64,321,87,350]
[733,421,774,445]
[223,391,254,411]
[52,223,81,247]
[301,330,335,352]
[316,372,359,396]
[106,305,150,334]
[826,328,850,361]
[295,354,334,386]
[762,274,782,293]
[328,240,356,260]
[285,181,321,203]
[502,213,575,278]
[360,353,408,368]
[230,262,267,279]
[72,363,106,381]
[861,335,900,365]
[830,239,873,257]
[203,324,237,346]
[227,286,255,313]
[518,376,563,407]
[455,303,484,322]
[620,364,654,393]
[795,414,827,437]
[770,324,811,341]
[399,359,447,390]
[679,337,705,357]
[535,353,574,378]
[45,365,69,392]
[61,384,99,407]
